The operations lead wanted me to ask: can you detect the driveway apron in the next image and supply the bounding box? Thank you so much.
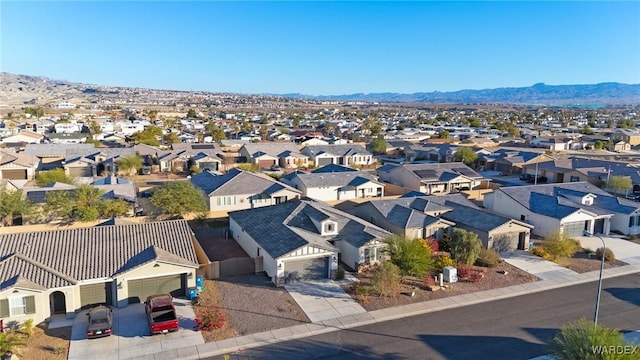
[285,279,366,323]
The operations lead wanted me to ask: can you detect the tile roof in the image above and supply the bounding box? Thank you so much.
[25,143,96,157]
[397,162,482,181]
[190,168,301,196]
[241,143,305,158]
[229,199,391,258]
[0,220,198,291]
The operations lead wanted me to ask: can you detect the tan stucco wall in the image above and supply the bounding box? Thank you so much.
[115,261,197,307]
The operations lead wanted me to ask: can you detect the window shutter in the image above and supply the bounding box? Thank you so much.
[25,296,36,314]
[0,299,8,317]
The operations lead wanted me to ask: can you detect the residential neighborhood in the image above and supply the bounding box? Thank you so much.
[0,74,639,359]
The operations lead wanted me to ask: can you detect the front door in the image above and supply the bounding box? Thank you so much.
[50,291,66,314]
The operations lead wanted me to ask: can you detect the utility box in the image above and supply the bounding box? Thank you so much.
[443,266,458,283]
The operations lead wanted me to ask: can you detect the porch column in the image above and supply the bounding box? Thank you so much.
[604,219,611,235]
[588,219,595,235]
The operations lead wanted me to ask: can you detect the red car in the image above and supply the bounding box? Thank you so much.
[145,294,179,335]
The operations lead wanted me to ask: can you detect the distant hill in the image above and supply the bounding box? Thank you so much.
[280,82,640,106]
[1,72,639,106]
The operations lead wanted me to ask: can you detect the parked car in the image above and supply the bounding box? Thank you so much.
[145,294,179,335]
[519,173,531,181]
[86,305,113,339]
[526,175,547,183]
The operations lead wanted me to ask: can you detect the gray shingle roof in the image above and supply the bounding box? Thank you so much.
[499,182,629,218]
[241,143,304,158]
[400,162,482,181]
[293,171,380,188]
[229,199,391,258]
[0,220,198,290]
[190,168,300,196]
[24,143,96,157]
[311,164,357,173]
[302,144,371,157]
[440,201,530,232]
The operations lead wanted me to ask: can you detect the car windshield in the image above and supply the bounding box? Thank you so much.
[89,317,109,327]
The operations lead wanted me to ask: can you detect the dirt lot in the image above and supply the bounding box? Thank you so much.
[342,262,538,312]
[189,220,248,261]
[21,324,70,360]
[195,275,309,342]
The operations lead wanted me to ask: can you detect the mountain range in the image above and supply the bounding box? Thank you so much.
[280,82,640,106]
[1,72,639,106]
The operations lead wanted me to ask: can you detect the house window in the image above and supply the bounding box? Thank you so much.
[325,223,335,233]
[570,176,580,182]
[630,217,636,227]
[7,296,35,316]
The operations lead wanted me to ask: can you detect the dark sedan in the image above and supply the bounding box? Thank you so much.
[86,306,113,338]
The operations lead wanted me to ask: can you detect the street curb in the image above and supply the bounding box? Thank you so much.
[148,264,640,359]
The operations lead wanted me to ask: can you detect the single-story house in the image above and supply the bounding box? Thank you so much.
[238,143,309,169]
[229,198,392,285]
[377,162,483,194]
[0,220,202,326]
[301,144,374,167]
[282,170,384,202]
[482,182,637,237]
[0,150,38,180]
[190,168,301,212]
[350,197,454,240]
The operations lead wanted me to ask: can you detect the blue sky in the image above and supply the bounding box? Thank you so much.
[2,1,639,95]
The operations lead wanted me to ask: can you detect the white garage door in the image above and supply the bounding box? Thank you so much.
[564,221,587,238]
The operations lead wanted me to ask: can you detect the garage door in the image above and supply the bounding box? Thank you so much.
[128,274,184,304]
[1,169,27,180]
[68,167,93,177]
[564,221,586,238]
[258,159,276,168]
[284,257,328,284]
[80,283,110,309]
[317,158,333,166]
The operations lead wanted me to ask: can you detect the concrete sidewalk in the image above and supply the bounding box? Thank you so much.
[128,263,640,360]
[501,251,579,280]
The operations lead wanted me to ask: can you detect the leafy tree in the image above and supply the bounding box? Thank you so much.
[605,176,632,192]
[368,139,387,155]
[542,228,580,261]
[384,235,432,278]
[99,198,130,218]
[449,228,482,265]
[582,125,594,135]
[151,180,207,216]
[132,126,163,146]
[362,115,382,138]
[24,106,44,118]
[438,130,450,139]
[207,123,227,142]
[186,109,198,118]
[35,168,75,186]
[45,185,129,222]
[453,147,478,166]
[594,141,605,150]
[468,117,482,128]
[371,261,402,297]
[146,109,159,122]
[88,120,102,140]
[163,132,181,144]
[0,189,33,226]
[0,330,27,358]
[551,318,637,360]
[189,165,202,175]
[116,154,143,176]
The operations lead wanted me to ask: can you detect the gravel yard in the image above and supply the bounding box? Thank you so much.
[203,274,309,341]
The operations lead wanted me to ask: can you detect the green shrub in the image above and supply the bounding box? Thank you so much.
[551,318,636,360]
[542,229,580,261]
[371,261,402,297]
[19,318,34,337]
[475,248,501,268]
[433,254,455,271]
[449,229,482,265]
[189,165,202,175]
[530,246,551,260]
[335,266,345,280]
[384,235,432,277]
[595,247,615,262]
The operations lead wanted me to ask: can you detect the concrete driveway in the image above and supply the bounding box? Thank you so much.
[500,251,578,280]
[68,298,204,360]
[285,279,366,323]
[575,235,640,265]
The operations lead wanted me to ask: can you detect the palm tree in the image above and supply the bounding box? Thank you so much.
[0,331,27,358]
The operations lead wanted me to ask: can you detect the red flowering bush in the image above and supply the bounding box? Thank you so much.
[198,308,225,331]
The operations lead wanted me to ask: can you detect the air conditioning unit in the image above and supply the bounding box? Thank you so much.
[443,266,458,283]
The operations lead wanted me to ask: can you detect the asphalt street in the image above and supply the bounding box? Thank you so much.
[207,273,640,360]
